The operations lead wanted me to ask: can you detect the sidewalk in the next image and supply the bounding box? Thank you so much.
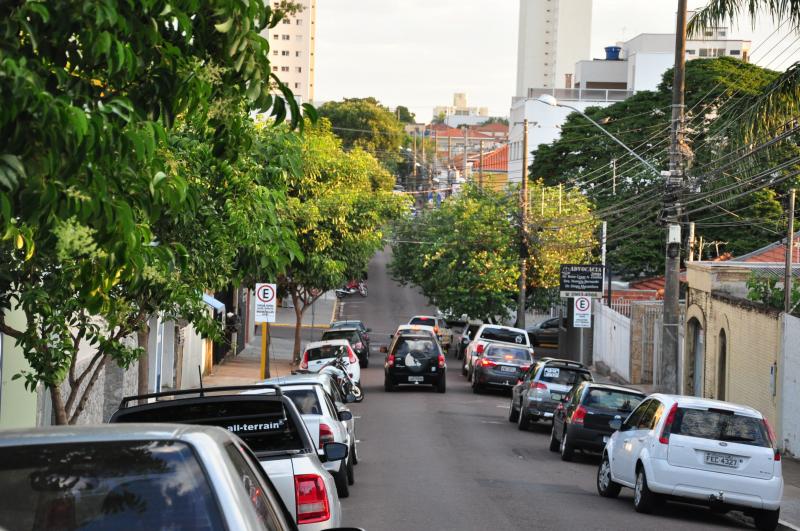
[271,291,338,329]
[592,368,800,530]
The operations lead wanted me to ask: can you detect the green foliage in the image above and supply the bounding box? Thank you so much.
[480,117,510,126]
[390,184,595,322]
[530,57,794,278]
[395,105,416,124]
[746,273,800,314]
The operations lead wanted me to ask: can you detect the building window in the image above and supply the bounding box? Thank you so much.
[294,82,300,89]
[272,66,278,71]
[729,49,740,55]
[281,50,289,56]
[282,35,290,40]
[698,48,708,57]
[273,50,278,55]
[273,34,279,40]
[282,18,290,24]
[296,19,302,25]
[719,30,726,36]
[704,30,713,37]
[281,66,289,72]
[296,67,302,73]
[686,49,695,55]
[296,51,301,57]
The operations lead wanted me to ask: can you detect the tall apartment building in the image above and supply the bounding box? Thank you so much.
[515,0,593,96]
[263,0,317,104]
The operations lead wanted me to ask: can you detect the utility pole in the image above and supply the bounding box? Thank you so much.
[688,221,695,262]
[517,119,529,329]
[412,131,418,184]
[478,139,484,187]
[612,159,617,195]
[785,189,796,313]
[660,0,688,394]
[463,127,468,180]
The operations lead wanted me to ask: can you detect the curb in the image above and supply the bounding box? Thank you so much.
[269,323,330,330]
[780,519,800,531]
[331,295,340,322]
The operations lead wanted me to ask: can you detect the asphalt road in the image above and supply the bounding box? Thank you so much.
[335,250,754,531]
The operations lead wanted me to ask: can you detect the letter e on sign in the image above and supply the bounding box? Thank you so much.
[255,283,277,323]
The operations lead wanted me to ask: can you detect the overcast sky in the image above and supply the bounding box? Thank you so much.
[315,1,800,121]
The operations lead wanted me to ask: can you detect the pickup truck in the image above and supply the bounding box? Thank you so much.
[461,324,533,380]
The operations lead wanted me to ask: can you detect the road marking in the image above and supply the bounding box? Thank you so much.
[353,416,362,419]
[496,404,510,409]
[480,421,503,425]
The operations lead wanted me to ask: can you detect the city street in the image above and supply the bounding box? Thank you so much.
[337,251,757,531]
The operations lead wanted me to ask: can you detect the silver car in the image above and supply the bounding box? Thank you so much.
[0,424,303,530]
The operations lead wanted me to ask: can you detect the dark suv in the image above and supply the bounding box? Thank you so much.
[383,333,446,393]
[321,327,370,368]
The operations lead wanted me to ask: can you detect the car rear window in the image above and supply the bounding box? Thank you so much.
[410,317,435,326]
[670,408,771,447]
[112,398,306,453]
[0,440,224,530]
[585,389,643,413]
[480,327,527,345]
[284,389,322,415]
[486,346,531,361]
[306,344,348,361]
[538,366,592,385]
[392,337,438,356]
[322,330,359,344]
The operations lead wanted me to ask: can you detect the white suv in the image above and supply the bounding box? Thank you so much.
[597,394,783,531]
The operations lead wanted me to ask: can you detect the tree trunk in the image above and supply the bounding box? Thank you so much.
[137,324,151,402]
[49,385,69,425]
[291,290,305,365]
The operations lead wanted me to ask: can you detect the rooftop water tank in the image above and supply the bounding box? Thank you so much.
[604,46,622,61]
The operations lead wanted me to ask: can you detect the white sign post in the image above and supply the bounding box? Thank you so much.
[573,296,592,328]
[255,283,277,324]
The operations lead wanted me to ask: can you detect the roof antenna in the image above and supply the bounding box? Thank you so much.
[198,365,205,397]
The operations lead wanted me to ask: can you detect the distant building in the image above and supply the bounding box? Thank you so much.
[262,0,317,104]
[433,93,490,127]
[515,0,593,96]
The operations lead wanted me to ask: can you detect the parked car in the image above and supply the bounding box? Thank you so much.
[392,323,437,342]
[329,320,371,350]
[597,394,783,531]
[527,316,565,348]
[457,322,483,360]
[471,343,533,393]
[300,340,361,386]
[509,358,592,430]
[408,315,452,350]
[109,385,348,531]
[321,327,370,368]
[247,381,356,498]
[462,324,531,379]
[550,382,645,461]
[383,332,446,393]
[0,424,313,531]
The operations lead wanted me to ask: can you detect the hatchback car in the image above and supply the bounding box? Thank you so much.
[321,327,370,368]
[300,340,361,385]
[471,343,533,393]
[550,382,645,461]
[462,324,531,379]
[383,332,446,393]
[597,394,783,531]
[509,358,592,429]
[0,424,312,531]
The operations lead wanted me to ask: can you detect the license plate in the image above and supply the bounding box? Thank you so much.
[704,452,738,468]
[543,412,554,418]
[550,393,563,401]
[408,376,424,383]
[500,366,516,373]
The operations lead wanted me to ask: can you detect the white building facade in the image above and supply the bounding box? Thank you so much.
[263,0,317,104]
[433,93,490,127]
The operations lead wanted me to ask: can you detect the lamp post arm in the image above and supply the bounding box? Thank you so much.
[558,103,661,177]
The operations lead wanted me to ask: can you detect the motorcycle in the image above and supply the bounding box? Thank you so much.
[294,352,364,402]
[335,279,367,299]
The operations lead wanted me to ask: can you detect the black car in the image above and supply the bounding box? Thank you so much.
[527,317,565,348]
[382,333,446,393]
[471,343,533,393]
[330,320,371,349]
[549,382,645,461]
[321,327,370,368]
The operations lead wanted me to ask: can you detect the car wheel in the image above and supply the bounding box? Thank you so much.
[548,425,560,452]
[436,376,446,393]
[384,378,393,392]
[754,508,780,531]
[633,467,658,514]
[517,403,531,431]
[346,453,355,485]
[351,441,358,465]
[334,460,350,498]
[597,454,621,498]
[461,360,467,377]
[508,399,519,422]
[560,429,575,461]
[360,355,368,369]
[472,379,481,394]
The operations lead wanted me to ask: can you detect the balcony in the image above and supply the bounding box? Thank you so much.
[526,87,634,103]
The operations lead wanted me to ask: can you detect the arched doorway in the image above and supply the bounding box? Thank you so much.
[686,318,705,396]
[718,329,727,400]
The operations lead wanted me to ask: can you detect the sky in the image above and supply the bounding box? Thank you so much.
[314,1,800,122]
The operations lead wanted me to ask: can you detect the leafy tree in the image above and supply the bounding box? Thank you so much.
[530,58,793,278]
[395,105,417,124]
[317,97,405,170]
[0,0,304,423]
[746,273,800,315]
[480,117,510,126]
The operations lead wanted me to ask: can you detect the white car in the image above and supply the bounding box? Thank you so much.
[300,339,361,386]
[597,394,783,531]
[408,315,452,349]
[393,323,437,341]
[462,324,531,379]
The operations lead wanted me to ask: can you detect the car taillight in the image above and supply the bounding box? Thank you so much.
[319,423,334,449]
[571,405,587,425]
[478,358,497,368]
[295,474,330,524]
[438,353,446,368]
[530,381,547,390]
[659,402,679,444]
[476,344,484,354]
[347,346,357,364]
[300,351,309,370]
[763,417,781,461]
[387,353,395,367]
[355,342,363,350]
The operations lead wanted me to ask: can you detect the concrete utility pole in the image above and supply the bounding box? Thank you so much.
[478,139,484,187]
[785,189,796,313]
[660,0,688,394]
[688,221,695,262]
[412,131,418,184]
[463,127,468,179]
[517,119,529,329]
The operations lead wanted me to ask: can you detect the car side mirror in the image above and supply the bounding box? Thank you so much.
[345,393,357,403]
[609,418,623,431]
[379,345,388,353]
[338,410,353,421]
[323,442,348,462]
